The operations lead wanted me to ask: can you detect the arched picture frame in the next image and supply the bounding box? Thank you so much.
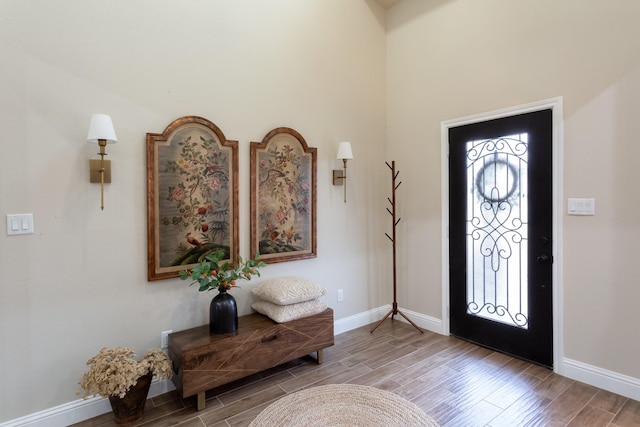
[146,116,239,281]
[250,127,317,264]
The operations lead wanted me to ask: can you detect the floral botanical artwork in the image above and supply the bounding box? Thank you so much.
[147,116,238,281]
[250,127,316,264]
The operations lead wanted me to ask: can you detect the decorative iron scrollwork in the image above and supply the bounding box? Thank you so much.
[467,302,528,328]
[466,134,529,329]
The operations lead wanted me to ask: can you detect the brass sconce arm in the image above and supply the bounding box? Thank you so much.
[333,142,353,203]
[87,114,117,210]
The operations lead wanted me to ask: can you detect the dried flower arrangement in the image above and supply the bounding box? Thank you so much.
[79,347,173,398]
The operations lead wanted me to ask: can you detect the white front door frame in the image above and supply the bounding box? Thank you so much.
[440,97,564,373]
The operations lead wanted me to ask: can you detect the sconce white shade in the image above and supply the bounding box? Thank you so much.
[336,142,353,160]
[87,114,118,144]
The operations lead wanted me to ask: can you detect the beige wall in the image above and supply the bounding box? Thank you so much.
[0,0,389,421]
[387,0,640,381]
[3,0,640,422]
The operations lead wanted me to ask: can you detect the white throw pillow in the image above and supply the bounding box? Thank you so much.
[251,276,327,305]
[252,299,328,323]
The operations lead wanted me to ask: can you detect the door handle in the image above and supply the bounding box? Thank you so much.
[536,254,551,264]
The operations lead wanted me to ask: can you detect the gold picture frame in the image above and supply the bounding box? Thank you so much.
[250,127,317,264]
[147,116,238,281]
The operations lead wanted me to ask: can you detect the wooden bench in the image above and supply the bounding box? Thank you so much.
[168,308,334,410]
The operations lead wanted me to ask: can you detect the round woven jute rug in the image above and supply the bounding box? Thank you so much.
[249,384,440,427]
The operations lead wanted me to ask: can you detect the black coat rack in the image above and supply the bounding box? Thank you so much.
[370,161,423,334]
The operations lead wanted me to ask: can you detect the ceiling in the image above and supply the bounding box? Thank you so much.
[375,0,402,9]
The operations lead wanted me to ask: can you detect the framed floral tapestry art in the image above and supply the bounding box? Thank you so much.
[250,127,317,264]
[147,116,238,281]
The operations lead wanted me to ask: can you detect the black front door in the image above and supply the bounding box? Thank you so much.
[449,109,553,368]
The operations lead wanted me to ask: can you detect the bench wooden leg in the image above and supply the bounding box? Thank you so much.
[197,392,205,411]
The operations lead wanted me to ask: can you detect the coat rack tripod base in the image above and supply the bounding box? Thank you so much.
[371,161,422,335]
[370,302,423,333]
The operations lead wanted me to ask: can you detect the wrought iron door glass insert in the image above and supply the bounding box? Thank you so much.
[465,134,528,329]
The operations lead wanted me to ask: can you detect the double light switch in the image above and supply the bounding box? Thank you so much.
[6,213,34,235]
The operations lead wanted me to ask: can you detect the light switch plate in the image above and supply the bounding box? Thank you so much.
[6,213,34,235]
[567,198,595,216]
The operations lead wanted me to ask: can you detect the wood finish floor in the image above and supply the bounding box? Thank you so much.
[73,320,640,427]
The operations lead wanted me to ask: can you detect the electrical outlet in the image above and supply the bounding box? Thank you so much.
[161,330,172,348]
[337,289,344,303]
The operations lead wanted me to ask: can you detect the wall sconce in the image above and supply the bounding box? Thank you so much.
[333,141,353,203]
[87,114,118,210]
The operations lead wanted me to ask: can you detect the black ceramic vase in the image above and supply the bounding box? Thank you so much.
[210,289,238,334]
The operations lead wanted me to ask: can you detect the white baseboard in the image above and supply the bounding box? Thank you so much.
[334,305,442,336]
[561,358,640,402]
[0,380,175,427]
[388,306,444,334]
[4,308,639,426]
[334,305,391,335]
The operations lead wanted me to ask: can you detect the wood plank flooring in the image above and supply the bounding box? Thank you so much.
[72,320,640,427]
